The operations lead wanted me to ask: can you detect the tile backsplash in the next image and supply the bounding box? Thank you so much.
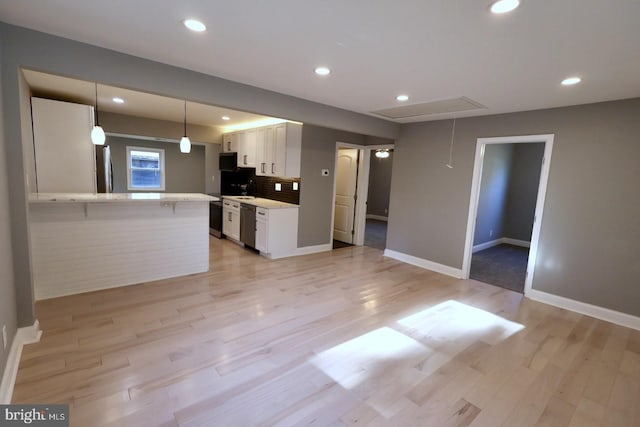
[255,176,300,205]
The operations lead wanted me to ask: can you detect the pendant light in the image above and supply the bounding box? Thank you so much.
[91,83,106,145]
[446,118,456,169]
[180,100,191,153]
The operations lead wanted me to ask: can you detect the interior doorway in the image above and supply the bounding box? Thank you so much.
[364,148,394,250]
[462,134,554,295]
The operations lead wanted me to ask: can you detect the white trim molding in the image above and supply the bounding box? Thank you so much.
[384,249,464,278]
[366,214,388,222]
[294,243,333,257]
[526,290,640,331]
[473,237,530,253]
[0,320,42,404]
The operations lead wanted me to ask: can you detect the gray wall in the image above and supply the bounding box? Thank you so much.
[366,150,394,218]
[0,22,396,326]
[108,136,205,193]
[474,144,513,245]
[504,143,545,241]
[388,98,640,316]
[0,43,18,385]
[101,112,221,144]
[205,143,221,195]
[298,125,367,247]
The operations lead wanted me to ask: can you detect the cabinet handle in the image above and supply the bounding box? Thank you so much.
[244,154,247,165]
[258,211,265,216]
[271,163,275,174]
[228,212,232,221]
[261,163,265,173]
[227,141,231,151]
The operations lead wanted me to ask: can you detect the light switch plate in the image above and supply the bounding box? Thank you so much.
[275,183,282,191]
[2,325,6,350]
[293,182,299,191]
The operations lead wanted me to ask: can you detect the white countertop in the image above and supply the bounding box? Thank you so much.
[29,193,219,204]
[222,196,299,209]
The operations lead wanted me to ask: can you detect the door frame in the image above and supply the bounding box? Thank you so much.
[461,134,554,295]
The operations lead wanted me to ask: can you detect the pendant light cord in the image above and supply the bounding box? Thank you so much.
[447,118,456,168]
[183,100,187,137]
[94,83,100,126]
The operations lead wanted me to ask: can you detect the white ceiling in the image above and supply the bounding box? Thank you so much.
[22,70,279,130]
[2,1,640,122]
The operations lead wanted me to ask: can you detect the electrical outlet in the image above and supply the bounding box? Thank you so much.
[275,183,282,191]
[490,229,493,237]
[2,325,6,350]
[293,182,299,191]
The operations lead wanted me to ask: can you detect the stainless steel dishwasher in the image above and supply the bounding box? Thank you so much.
[240,203,256,248]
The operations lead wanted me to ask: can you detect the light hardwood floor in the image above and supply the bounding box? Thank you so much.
[12,237,640,426]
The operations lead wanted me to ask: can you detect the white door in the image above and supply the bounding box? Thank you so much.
[333,148,359,243]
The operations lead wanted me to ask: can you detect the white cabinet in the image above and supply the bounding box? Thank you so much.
[255,207,269,253]
[31,97,97,193]
[225,122,302,177]
[254,206,298,259]
[222,199,240,241]
[239,129,257,167]
[222,133,238,153]
[255,122,302,178]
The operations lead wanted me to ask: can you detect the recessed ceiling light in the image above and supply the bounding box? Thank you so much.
[183,19,206,32]
[222,116,230,121]
[112,97,124,104]
[561,76,582,86]
[490,0,520,14]
[314,67,331,76]
[396,94,409,102]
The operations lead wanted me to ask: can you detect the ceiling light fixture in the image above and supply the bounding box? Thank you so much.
[222,116,230,121]
[490,0,520,14]
[314,67,331,76]
[375,149,390,159]
[396,94,409,102]
[112,97,124,104]
[183,19,206,32]
[91,83,106,145]
[561,76,582,86]
[180,100,191,154]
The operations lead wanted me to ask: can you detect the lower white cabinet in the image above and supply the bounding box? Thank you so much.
[222,199,240,241]
[254,206,298,259]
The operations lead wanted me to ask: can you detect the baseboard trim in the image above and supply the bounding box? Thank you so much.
[294,243,333,257]
[526,289,640,331]
[0,320,42,404]
[472,238,502,253]
[384,249,464,279]
[473,237,531,253]
[366,214,388,222]
[503,238,531,248]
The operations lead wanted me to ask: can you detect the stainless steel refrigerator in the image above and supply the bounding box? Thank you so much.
[96,145,113,193]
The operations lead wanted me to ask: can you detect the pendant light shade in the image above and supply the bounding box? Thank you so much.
[91,83,105,145]
[180,100,191,154]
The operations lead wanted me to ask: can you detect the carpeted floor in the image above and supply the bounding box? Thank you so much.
[364,219,387,250]
[470,244,529,293]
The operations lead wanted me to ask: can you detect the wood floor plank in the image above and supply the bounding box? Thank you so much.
[10,237,640,426]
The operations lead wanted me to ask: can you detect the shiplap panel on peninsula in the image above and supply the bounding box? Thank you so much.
[29,202,209,300]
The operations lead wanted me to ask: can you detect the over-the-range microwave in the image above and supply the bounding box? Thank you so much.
[219,152,238,171]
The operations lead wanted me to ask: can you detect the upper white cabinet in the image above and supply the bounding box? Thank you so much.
[31,97,96,193]
[222,132,238,153]
[222,122,302,177]
[256,122,302,178]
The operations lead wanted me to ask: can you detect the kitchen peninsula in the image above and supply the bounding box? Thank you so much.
[28,193,217,300]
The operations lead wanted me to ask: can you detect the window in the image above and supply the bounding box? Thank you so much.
[126,147,165,191]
